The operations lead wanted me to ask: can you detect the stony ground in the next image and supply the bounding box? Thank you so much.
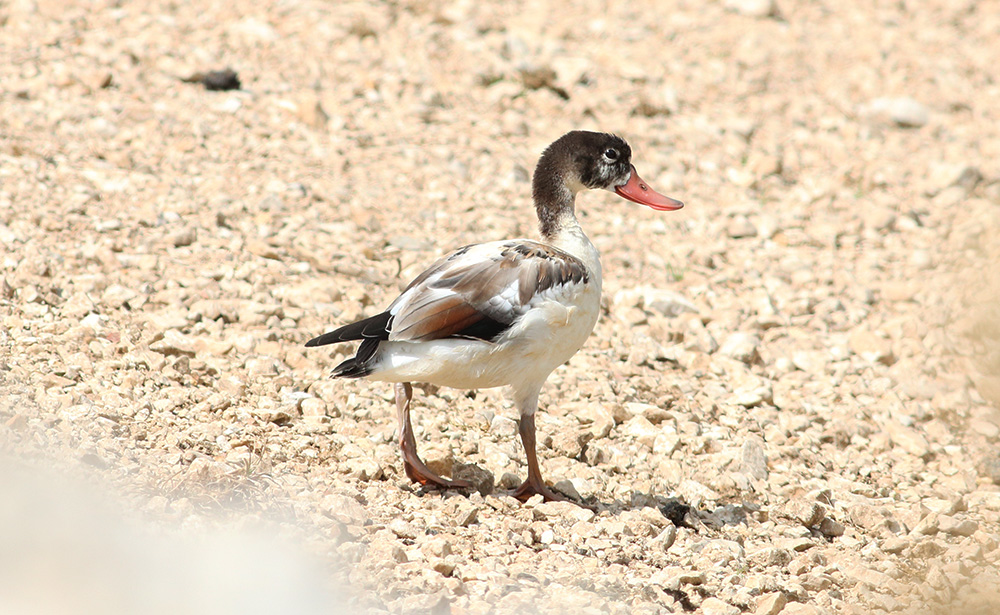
[3,0,1000,613]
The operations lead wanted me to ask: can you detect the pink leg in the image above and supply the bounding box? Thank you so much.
[511,412,569,503]
[394,383,470,489]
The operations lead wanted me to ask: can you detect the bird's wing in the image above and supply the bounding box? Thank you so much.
[386,239,590,342]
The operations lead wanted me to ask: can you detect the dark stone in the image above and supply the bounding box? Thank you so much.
[201,69,241,91]
[658,498,692,527]
[452,463,494,496]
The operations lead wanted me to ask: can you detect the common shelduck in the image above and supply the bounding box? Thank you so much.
[307,131,683,502]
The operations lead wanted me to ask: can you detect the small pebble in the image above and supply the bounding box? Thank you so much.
[201,68,241,91]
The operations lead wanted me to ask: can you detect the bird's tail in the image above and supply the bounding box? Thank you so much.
[306,312,391,378]
[330,356,374,379]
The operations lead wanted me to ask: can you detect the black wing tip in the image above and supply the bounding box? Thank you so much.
[304,332,337,347]
[304,311,393,348]
[331,357,373,379]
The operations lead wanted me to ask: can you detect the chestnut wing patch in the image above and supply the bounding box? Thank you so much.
[388,240,589,343]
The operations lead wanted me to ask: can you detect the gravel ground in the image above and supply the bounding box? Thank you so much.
[3,0,1000,613]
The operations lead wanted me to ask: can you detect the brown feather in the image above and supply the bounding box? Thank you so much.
[388,240,589,343]
[392,296,484,341]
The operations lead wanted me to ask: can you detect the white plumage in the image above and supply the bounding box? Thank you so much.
[371,237,602,392]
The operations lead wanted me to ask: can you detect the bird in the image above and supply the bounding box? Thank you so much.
[306,130,683,503]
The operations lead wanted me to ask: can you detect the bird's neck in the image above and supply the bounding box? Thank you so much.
[535,180,579,241]
[535,185,602,278]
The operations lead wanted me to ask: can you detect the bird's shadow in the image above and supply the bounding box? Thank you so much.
[407,480,754,531]
[585,493,753,530]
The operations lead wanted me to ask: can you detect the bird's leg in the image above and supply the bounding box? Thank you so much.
[394,382,471,490]
[512,411,569,503]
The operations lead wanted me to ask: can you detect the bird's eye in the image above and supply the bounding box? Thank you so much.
[603,148,619,161]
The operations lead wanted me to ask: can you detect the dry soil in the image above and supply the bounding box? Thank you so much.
[2,1,1000,614]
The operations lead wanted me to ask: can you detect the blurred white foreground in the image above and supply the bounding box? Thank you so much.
[0,457,350,615]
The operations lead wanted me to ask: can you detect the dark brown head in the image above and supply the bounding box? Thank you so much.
[532,131,683,237]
